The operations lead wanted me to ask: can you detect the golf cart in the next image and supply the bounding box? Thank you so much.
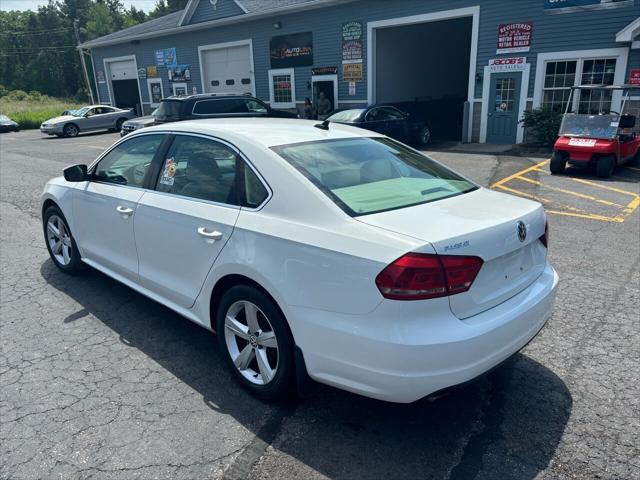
[551,85,640,178]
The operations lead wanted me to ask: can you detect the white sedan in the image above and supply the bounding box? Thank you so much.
[40,118,558,403]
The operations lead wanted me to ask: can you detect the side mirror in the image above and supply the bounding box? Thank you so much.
[63,164,88,182]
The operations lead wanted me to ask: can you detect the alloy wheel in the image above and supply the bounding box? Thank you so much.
[421,127,431,145]
[65,124,78,137]
[224,300,279,385]
[46,215,72,266]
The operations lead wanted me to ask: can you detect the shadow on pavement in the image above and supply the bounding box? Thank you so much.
[42,260,572,480]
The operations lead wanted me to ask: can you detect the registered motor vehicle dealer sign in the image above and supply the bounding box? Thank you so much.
[497,22,533,54]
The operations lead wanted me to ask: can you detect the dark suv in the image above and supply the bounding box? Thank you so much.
[121,94,298,136]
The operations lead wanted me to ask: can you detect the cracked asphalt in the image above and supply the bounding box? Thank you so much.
[1,129,639,479]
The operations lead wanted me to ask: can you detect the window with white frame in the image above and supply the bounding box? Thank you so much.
[268,69,295,109]
[147,78,164,107]
[542,58,617,113]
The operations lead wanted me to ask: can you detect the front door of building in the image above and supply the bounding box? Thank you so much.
[487,72,521,144]
[312,75,337,119]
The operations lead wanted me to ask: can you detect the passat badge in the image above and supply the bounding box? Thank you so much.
[517,221,527,242]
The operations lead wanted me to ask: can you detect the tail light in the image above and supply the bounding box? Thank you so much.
[375,253,483,300]
[540,220,549,248]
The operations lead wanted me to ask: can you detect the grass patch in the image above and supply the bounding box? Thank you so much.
[0,97,81,130]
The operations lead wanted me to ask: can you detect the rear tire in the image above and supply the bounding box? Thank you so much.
[216,285,295,401]
[418,126,431,146]
[596,155,615,179]
[43,206,84,274]
[629,149,640,166]
[550,152,566,175]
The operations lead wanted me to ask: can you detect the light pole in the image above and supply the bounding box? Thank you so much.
[73,19,95,104]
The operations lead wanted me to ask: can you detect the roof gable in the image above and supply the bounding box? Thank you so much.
[180,0,247,26]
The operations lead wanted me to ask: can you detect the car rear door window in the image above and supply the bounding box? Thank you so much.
[94,134,164,187]
[156,135,240,205]
[192,99,247,115]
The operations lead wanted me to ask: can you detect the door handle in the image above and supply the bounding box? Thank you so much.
[197,227,223,241]
[116,205,134,216]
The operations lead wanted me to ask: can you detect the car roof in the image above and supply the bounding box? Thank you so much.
[140,117,383,148]
[164,93,254,102]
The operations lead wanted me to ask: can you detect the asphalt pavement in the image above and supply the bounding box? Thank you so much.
[1,129,638,479]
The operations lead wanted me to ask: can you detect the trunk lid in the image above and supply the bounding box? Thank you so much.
[358,188,547,319]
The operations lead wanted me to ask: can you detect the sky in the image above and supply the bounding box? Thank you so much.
[0,0,159,12]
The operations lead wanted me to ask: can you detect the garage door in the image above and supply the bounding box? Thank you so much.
[108,59,137,80]
[201,44,253,95]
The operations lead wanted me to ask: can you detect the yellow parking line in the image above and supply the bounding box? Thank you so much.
[491,160,550,188]
[515,175,625,208]
[495,184,549,202]
[623,196,640,216]
[570,178,639,198]
[546,210,624,223]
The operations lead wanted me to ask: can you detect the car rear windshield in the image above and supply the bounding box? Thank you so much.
[155,100,182,121]
[328,109,364,122]
[272,137,477,216]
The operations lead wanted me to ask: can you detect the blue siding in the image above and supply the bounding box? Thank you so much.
[189,0,245,25]
[90,0,640,113]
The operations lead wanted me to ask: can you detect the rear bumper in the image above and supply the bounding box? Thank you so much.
[290,263,558,403]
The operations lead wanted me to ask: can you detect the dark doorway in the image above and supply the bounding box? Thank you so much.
[312,80,335,119]
[112,79,140,113]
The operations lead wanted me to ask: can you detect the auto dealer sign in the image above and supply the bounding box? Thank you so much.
[497,22,533,54]
[488,57,527,73]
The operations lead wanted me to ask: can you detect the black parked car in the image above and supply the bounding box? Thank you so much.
[120,94,299,136]
[326,105,431,146]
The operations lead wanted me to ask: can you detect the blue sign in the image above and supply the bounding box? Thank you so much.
[155,48,177,67]
[544,0,630,11]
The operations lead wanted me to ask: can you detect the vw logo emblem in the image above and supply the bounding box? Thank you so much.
[517,221,527,242]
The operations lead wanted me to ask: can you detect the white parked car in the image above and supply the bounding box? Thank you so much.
[40,118,558,403]
[40,105,136,137]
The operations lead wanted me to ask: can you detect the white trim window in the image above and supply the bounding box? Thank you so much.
[147,78,164,107]
[172,82,188,97]
[268,68,296,109]
[539,53,622,113]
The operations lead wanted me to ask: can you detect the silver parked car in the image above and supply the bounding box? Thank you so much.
[120,109,157,137]
[40,105,136,138]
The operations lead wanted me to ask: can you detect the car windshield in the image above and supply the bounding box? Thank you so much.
[71,107,92,117]
[272,137,477,216]
[327,109,364,122]
[0,115,9,121]
[155,100,181,121]
[559,113,619,140]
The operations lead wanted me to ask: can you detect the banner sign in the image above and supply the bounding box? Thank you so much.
[270,32,313,68]
[497,22,532,54]
[629,69,640,86]
[544,0,631,12]
[168,64,191,82]
[342,21,363,65]
[488,57,527,73]
[343,62,363,82]
[312,66,337,75]
[146,66,158,78]
[96,70,106,84]
[155,48,177,67]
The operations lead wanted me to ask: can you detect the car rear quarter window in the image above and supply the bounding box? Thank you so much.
[272,137,476,216]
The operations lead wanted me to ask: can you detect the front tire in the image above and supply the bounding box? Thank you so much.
[63,123,79,137]
[216,285,295,400]
[43,206,84,274]
[550,151,566,175]
[596,155,615,179]
[115,118,126,132]
[418,126,431,146]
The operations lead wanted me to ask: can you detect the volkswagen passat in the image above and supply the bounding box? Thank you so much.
[41,119,558,403]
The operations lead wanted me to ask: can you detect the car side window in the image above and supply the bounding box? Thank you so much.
[156,135,240,205]
[243,165,268,208]
[102,107,115,113]
[94,134,163,187]
[364,108,381,122]
[380,107,404,120]
[85,108,97,117]
[245,100,268,113]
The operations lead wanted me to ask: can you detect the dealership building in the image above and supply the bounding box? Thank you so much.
[80,0,640,144]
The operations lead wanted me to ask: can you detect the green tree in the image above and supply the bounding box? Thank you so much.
[85,2,115,39]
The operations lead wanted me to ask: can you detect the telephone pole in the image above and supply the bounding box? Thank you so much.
[73,19,95,104]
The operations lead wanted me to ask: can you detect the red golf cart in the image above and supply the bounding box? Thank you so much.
[551,85,640,178]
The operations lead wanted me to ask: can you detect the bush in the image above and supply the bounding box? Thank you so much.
[520,107,563,146]
[5,89,29,101]
[0,90,81,129]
